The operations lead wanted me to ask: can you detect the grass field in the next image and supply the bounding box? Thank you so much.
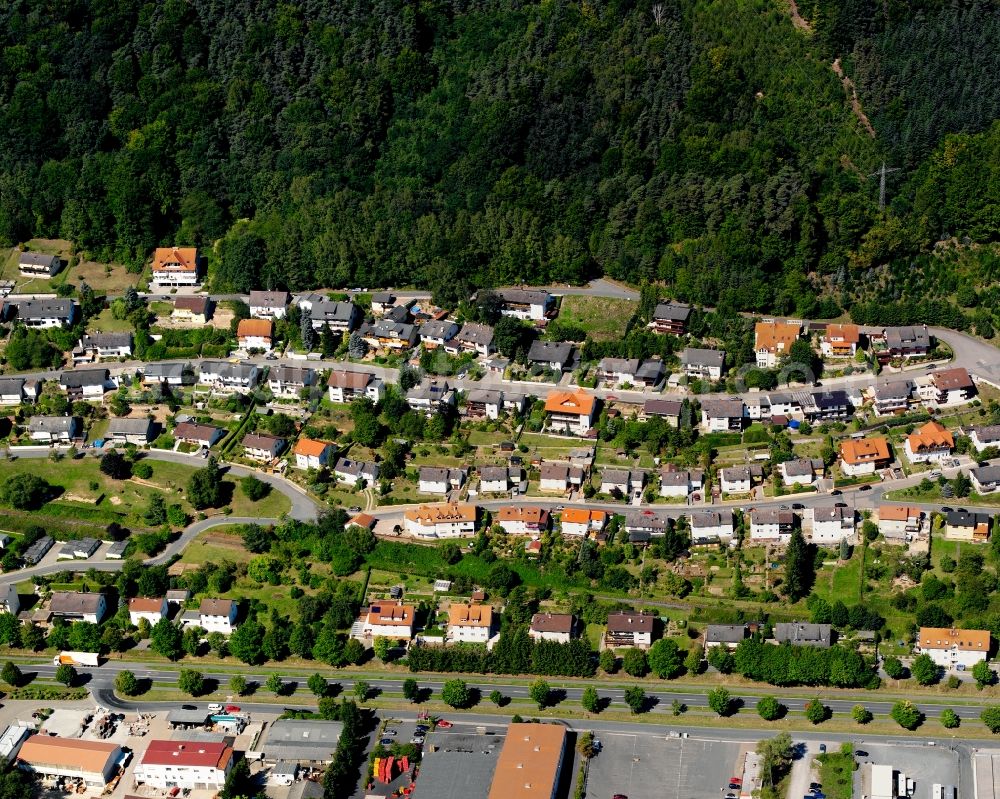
[557,295,638,341]
[816,751,855,799]
[86,307,135,333]
[0,456,290,531]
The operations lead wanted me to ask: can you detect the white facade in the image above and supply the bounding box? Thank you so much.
[198,601,238,634]
[128,598,167,626]
[135,743,232,790]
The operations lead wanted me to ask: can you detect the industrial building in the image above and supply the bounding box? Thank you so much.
[17,735,123,786]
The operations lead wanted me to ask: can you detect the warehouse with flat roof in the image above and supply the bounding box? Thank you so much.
[487,723,567,799]
[411,731,504,799]
[17,735,123,786]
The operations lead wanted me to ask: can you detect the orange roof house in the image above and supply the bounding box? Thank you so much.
[840,437,891,466]
[152,247,198,273]
[236,318,274,340]
[543,390,596,416]
[496,506,550,525]
[448,603,494,628]
[127,597,165,613]
[403,503,477,525]
[822,323,860,356]
[906,420,954,457]
[755,321,801,355]
[294,438,332,457]
[919,627,990,654]
[560,508,607,528]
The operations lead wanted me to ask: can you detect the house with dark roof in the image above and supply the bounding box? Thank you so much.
[448,322,495,356]
[173,421,225,448]
[60,369,111,401]
[332,457,379,487]
[749,509,796,543]
[0,377,40,406]
[15,298,76,328]
[418,466,466,495]
[18,252,61,277]
[171,295,212,324]
[527,340,575,372]
[359,319,417,350]
[77,333,133,360]
[779,457,824,486]
[49,591,107,623]
[198,361,260,391]
[268,365,316,397]
[706,623,760,650]
[327,369,383,403]
[641,398,683,425]
[27,416,81,443]
[921,367,976,405]
[406,379,455,415]
[605,610,656,649]
[647,302,691,335]
[945,510,991,542]
[680,348,726,380]
[302,298,360,333]
[107,417,156,445]
[143,362,194,387]
[773,622,832,648]
[419,319,460,349]
[528,613,575,643]
[872,380,913,415]
[495,288,553,320]
[242,432,285,461]
[880,325,931,359]
[699,397,746,432]
[248,290,290,319]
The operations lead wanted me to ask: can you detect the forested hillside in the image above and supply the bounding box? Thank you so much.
[1,0,998,324]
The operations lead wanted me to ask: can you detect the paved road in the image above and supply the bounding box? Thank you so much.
[20,660,999,725]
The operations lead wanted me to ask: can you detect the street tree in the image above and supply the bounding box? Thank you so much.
[757,696,783,721]
[910,653,939,685]
[266,674,284,695]
[178,669,204,696]
[529,678,551,710]
[623,686,646,714]
[441,679,471,709]
[708,687,732,716]
[353,681,370,702]
[150,618,184,660]
[581,686,600,714]
[230,675,248,696]
[804,699,828,724]
[647,639,682,679]
[852,704,873,724]
[489,689,506,707]
[941,708,960,728]
[891,700,922,730]
[55,664,76,686]
[403,678,419,702]
[115,670,139,696]
[983,706,1000,733]
[1,662,21,687]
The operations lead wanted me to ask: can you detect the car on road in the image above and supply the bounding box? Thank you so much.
[436,720,453,728]
[941,506,953,513]
[830,489,841,495]
[225,705,241,713]
[382,729,397,736]
[410,736,425,745]
[207,703,223,713]
[859,484,872,491]
[855,750,868,757]
[182,705,198,710]
[792,503,804,509]
[415,725,428,733]
[380,738,394,745]
[612,794,628,799]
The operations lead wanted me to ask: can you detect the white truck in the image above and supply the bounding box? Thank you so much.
[53,651,99,667]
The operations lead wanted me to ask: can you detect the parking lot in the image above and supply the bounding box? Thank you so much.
[585,733,745,799]
[854,741,961,799]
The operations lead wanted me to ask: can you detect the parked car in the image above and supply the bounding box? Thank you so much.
[380,738,394,745]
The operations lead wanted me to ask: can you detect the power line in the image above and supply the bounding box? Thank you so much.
[868,160,900,210]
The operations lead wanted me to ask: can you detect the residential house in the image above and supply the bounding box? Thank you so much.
[418,466,466,495]
[78,333,132,360]
[50,592,107,624]
[749,509,795,543]
[242,433,285,462]
[448,322,495,356]
[599,468,645,499]
[904,420,954,463]
[528,613,575,643]
[495,288,553,320]
[773,623,832,648]
[236,318,274,351]
[198,361,260,391]
[971,465,1000,495]
[779,458,824,487]
[699,397,746,432]
[478,466,524,494]
[945,510,991,542]
[60,369,110,401]
[916,627,991,671]
[447,603,495,643]
[754,321,801,368]
[406,379,455,415]
[142,362,197,386]
[624,509,670,541]
[765,392,798,418]
[641,398,682,426]
[403,503,477,538]
[872,380,913,415]
[327,370,384,403]
[18,252,61,277]
[659,469,703,498]
[719,465,762,494]
[877,504,927,542]
[820,324,860,358]
[268,365,315,397]
[171,296,211,325]
[173,421,224,448]
[248,290,290,319]
[596,358,663,387]
[293,438,335,470]
[882,325,931,359]
[197,598,239,634]
[527,340,574,372]
[152,246,199,286]
[15,298,76,328]
[807,389,852,421]
[560,507,607,537]
[811,506,855,544]
[107,417,155,445]
[543,390,597,435]
[922,367,976,405]
[0,584,19,615]
[310,297,361,335]
[538,462,585,493]
[0,377,39,405]
[465,389,505,420]
[647,302,691,335]
[128,597,167,626]
[384,303,413,324]
[370,292,396,315]
[27,416,81,443]
[332,457,379,487]
[496,506,550,536]
[680,348,725,380]
[135,740,233,791]
[605,610,655,649]
[705,623,759,650]
[969,425,1000,453]
[359,319,417,351]
[839,437,892,476]
[419,319,459,349]
[356,602,416,641]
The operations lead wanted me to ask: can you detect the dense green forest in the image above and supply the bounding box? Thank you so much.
[1,0,998,323]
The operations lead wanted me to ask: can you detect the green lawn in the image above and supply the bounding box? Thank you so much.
[557,295,638,341]
[86,307,135,333]
[816,752,855,799]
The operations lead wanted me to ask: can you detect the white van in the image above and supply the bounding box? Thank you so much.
[208,703,223,713]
